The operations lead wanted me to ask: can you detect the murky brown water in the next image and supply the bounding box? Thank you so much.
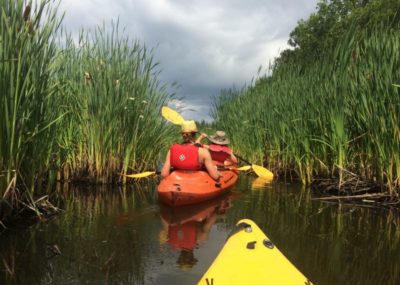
[0,177,399,284]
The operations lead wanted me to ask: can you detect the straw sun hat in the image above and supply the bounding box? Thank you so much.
[209,131,230,145]
[181,120,198,133]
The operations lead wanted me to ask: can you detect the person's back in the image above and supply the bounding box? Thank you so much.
[196,131,238,165]
[161,121,221,180]
[170,143,201,171]
[208,144,232,163]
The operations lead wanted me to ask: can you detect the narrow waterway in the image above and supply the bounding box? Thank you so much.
[0,176,399,285]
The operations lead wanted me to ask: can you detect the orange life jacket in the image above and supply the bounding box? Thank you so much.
[170,144,201,170]
[209,144,232,163]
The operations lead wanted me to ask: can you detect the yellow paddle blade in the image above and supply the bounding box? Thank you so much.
[161,106,186,125]
[124,171,156,178]
[251,164,274,180]
[236,165,251,171]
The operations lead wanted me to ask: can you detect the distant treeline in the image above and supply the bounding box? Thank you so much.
[276,0,400,71]
[212,0,400,194]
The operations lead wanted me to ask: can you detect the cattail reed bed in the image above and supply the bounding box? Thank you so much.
[212,25,400,202]
[0,0,175,223]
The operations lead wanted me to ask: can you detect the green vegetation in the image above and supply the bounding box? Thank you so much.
[2,0,399,222]
[0,0,63,206]
[212,0,400,194]
[0,0,174,220]
[280,0,400,65]
[57,25,172,183]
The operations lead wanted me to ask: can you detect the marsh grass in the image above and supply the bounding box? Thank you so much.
[212,25,400,193]
[57,23,173,183]
[0,0,63,208]
[1,1,175,221]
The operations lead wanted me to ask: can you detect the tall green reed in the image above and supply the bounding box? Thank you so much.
[57,23,173,183]
[0,0,63,201]
[1,0,175,220]
[212,25,400,193]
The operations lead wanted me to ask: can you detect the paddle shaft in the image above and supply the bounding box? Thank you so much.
[217,165,251,171]
[234,153,251,165]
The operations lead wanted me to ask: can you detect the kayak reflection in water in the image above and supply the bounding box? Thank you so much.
[159,195,232,269]
[172,214,217,270]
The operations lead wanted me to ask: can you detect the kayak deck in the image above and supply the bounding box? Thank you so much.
[157,164,238,206]
[198,219,313,285]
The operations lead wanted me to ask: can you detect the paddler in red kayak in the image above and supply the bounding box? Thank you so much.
[195,131,238,166]
[160,120,222,180]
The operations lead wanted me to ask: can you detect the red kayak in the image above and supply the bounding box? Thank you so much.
[157,162,239,206]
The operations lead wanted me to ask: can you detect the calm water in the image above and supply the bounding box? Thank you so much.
[0,176,399,285]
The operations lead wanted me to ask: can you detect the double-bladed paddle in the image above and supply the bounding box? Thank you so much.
[121,106,273,179]
[160,106,274,180]
[121,165,252,179]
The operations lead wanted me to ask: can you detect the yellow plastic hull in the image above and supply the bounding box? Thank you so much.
[198,219,313,285]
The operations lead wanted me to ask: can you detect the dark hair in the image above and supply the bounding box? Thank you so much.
[181,132,197,143]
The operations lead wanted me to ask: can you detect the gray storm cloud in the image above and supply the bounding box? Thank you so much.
[58,0,318,121]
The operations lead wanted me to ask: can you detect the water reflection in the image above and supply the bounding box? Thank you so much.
[0,183,159,285]
[230,181,400,285]
[0,178,399,285]
[159,194,232,270]
[251,177,273,190]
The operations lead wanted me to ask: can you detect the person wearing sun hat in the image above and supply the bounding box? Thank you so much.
[161,121,222,180]
[196,131,238,165]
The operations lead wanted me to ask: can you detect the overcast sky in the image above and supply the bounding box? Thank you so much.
[58,0,318,121]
